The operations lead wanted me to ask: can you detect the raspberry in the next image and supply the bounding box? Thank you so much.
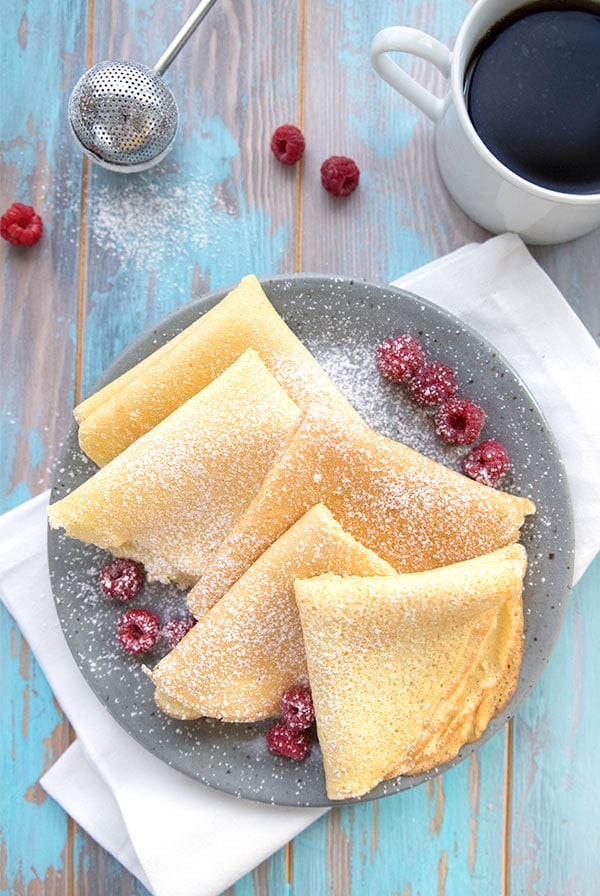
[99,558,144,601]
[408,362,457,406]
[463,440,510,487]
[376,333,426,383]
[270,124,305,165]
[266,721,312,760]
[118,607,161,654]
[0,202,43,246]
[163,615,196,649]
[320,155,360,197]
[435,397,485,446]
[280,686,315,731]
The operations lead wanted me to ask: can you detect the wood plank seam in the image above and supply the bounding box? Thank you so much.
[288,0,307,886]
[74,155,90,410]
[502,720,514,896]
[68,0,96,892]
[294,0,307,276]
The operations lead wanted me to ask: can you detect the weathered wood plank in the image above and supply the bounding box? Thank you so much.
[300,0,484,280]
[1,0,87,892]
[509,559,600,895]
[0,608,71,894]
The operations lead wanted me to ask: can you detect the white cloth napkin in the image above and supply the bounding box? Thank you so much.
[2,233,600,896]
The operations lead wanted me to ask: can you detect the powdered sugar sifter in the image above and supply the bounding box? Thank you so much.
[69,0,218,173]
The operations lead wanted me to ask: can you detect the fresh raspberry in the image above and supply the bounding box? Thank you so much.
[376,333,426,383]
[163,615,196,649]
[0,202,43,246]
[408,362,457,406]
[266,721,312,761]
[270,124,305,165]
[435,397,485,446]
[118,607,161,654]
[280,686,315,731]
[320,155,360,197]
[463,440,510,487]
[99,558,144,601]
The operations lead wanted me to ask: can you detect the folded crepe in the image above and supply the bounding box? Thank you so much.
[293,543,528,800]
[75,274,353,466]
[149,504,396,722]
[188,404,535,616]
[48,350,299,585]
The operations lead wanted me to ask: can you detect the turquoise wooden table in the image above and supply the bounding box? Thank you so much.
[1,1,599,893]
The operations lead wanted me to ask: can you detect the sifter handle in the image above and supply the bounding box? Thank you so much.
[154,0,219,76]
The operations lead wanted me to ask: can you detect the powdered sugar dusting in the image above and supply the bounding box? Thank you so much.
[90,176,213,271]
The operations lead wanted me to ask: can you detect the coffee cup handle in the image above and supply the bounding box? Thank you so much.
[370,27,452,123]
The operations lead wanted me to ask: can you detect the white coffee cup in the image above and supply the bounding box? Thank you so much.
[370,0,600,245]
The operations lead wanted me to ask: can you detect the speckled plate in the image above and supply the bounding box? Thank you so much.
[48,275,574,807]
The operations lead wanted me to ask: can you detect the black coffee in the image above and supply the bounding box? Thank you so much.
[464,1,600,194]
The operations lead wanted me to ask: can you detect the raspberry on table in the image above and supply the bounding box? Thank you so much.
[408,361,458,406]
[163,615,196,649]
[463,439,510,487]
[320,155,360,197]
[280,686,315,732]
[270,124,305,165]
[435,397,485,445]
[118,607,161,655]
[0,202,43,246]
[376,333,426,383]
[99,557,144,601]
[266,721,312,761]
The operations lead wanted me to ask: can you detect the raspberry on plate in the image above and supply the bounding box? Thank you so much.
[435,397,485,445]
[99,557,144,601]
[270,124,305,165]
[0,202,43,246]
[408,362,458,406]
[163,615,196,649]
[118,607,161,654]
[320,155,360,197]
[266,721,312,761]
[463,439,510,487]
[280,686,315,731]
[376,333,426,383]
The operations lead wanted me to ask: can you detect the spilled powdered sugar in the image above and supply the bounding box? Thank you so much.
[89,176,213,271]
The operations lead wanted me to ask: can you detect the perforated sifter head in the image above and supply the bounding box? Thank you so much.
[68,0,218,173]
[68,61,179,173]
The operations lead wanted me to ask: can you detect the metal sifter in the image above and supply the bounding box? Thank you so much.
[69,0,218,173]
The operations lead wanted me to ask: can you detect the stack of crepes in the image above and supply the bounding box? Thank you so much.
[48,275,535,800]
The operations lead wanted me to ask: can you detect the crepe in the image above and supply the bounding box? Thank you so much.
[48,350,299,585]
[188,403,535,616]
[149,504,396,722]
[75,274,353,466]
[293,543,528,800]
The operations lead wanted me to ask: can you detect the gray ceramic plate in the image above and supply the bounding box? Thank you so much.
[48,275,574,807]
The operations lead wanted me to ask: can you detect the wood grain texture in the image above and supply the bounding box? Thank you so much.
[1,0,599,893]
